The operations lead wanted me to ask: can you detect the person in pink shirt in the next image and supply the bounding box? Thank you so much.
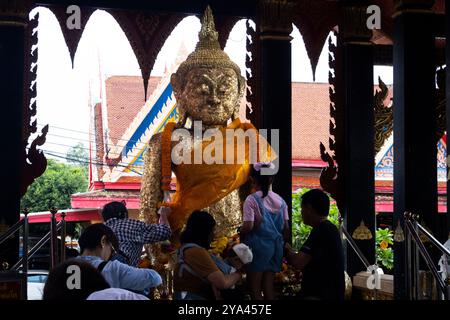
[239,162,290,300]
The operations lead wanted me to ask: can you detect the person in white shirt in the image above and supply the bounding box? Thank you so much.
[87,288,149,300]
[77,223,162,293]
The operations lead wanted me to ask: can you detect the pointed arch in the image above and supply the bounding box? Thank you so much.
[315,31,337,83]
[290,25,313,82]
[292,0,338,79]
[108,10,186,99]
[216,15,242,50]
[44,5,95,67]
[224,19,248,78]
[151,15,201,77]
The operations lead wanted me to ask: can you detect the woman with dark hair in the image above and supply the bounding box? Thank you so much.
[43,259,110,300]
[174,211,242,300]
[239,162,289,300]
[77,223,162,293]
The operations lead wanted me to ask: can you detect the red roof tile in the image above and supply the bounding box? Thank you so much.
[292,82,331,160]
[292,82,393,161]
[105,76,161,146]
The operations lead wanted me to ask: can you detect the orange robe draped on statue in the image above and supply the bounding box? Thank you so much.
[160,118,275,234]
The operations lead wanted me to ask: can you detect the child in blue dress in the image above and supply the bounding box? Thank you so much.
[240,162,289,300]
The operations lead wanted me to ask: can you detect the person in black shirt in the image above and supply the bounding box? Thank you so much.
[284,189,345,300]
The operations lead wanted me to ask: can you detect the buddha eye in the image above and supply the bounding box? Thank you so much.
[195,83,210,95]
[201,84,210,93]
[217,85,228,95]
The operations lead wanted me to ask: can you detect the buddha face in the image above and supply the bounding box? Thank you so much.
[172,67,242,126]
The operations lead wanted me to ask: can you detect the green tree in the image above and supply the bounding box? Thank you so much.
[20,158,88,212]
[66,142,89,180]
[66,142,89,168]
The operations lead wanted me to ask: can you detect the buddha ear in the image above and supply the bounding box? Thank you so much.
[171,72,189,128]
[237,75,246,99]
[233,103,240,120]
[233,75,246,120]
[171,73,183,100]
[176,108,188,128]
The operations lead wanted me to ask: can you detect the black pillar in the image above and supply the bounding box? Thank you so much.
[258,0,292,234]
[0,4,28,268]
[393,0,436,300]
[445,0,450,243]
[340,3,375,277]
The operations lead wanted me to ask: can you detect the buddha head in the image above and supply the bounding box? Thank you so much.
[171,6,246,127]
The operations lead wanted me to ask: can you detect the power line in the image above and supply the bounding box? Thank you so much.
[44,140,123,158]
[28,147,146,171]
[42,140,146,164]
[44,146,145,167]
[37,123,151,148]
[39,131,148,153]
[40,150,144,176]
[36,123,93,136]
[42,152,142,176]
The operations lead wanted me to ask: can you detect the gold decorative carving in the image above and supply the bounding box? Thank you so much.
[374,68,445,154]
[394,220,405,242]
[352,220,373,240]
[374,77,392,155]
[173,6,242,88]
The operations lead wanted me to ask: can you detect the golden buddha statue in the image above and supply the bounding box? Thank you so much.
[140,6,271,244]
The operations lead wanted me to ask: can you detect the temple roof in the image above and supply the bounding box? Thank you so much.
[292,82,393,161]
[292,82,331,160]
[105,76,161,146]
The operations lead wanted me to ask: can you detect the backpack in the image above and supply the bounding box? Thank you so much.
[177,243,209,283]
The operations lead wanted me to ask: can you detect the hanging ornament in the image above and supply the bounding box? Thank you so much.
[394,220,405,242]
[352,220,373,240]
